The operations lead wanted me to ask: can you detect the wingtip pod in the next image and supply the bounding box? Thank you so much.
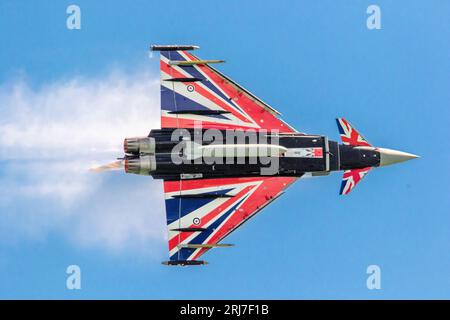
[162,260,208,266]
[150,44,199,51]
[336,117,372,147]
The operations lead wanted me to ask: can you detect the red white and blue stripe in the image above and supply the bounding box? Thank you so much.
[336,118,372,147]
[339,167,371,195]
[164,177,296,261]
[159,50,297,132]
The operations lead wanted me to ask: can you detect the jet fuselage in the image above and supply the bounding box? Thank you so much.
[123,128,381,180]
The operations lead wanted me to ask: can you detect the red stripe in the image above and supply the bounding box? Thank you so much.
[190,177,296,260]
[163,177,264,193]
[161,115,259,131]
[168,185,255,251]
[160,60,251,124]
[181,51,295,133]
[342,167,371,194]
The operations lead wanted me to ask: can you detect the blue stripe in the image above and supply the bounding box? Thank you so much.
[161,86,228,119]
[165,188,234,225]
[336,118,345,135]
[177,65,231,103]
[161,50,185,61]
[161,85,208,112]
[177,65,245,114]
[171,195,248,261]
[160,51,243,115]
[339,179,347,195]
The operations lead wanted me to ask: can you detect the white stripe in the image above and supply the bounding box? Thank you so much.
[185,180,263,260]
[177,51,257,125]
[168,184,257,257]
[166,180,263,258]
[161,55,255,124]
[160,69,259,128]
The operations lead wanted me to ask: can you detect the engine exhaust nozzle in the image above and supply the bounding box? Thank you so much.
[124,137,155,155]
[124,155,156,175]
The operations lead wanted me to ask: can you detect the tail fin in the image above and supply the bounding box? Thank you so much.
[340,167,371,195]
[336,118,372,195]
[336,118,372,147]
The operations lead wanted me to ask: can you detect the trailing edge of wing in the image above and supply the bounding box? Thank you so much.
[162,176,297,263]
[155,46,299,132]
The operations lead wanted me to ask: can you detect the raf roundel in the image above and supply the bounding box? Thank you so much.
[192,217,201,225]
[186,84,195,92]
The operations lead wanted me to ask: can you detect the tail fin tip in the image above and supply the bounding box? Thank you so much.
[336,118,372,147]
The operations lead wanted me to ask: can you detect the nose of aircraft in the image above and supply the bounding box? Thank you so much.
[377,147,419,167]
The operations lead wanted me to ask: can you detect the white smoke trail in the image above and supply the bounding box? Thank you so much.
[0,69,167,255]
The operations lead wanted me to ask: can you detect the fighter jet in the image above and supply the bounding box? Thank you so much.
[93,45,418,266]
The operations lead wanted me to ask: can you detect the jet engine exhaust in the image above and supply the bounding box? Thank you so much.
[124,155,156,175]
[124,137,155,155]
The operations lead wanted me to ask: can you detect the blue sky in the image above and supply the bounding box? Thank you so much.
[0,0,449,299]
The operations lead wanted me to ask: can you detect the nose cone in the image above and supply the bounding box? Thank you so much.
[378,147,419,167]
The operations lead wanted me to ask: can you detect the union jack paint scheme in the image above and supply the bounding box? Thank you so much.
[92,45,418,265]
[336,118,371,147]
[336,118,372,195]
[159,49,296,132]
[340,167,371,195]
[164,177,296,262]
